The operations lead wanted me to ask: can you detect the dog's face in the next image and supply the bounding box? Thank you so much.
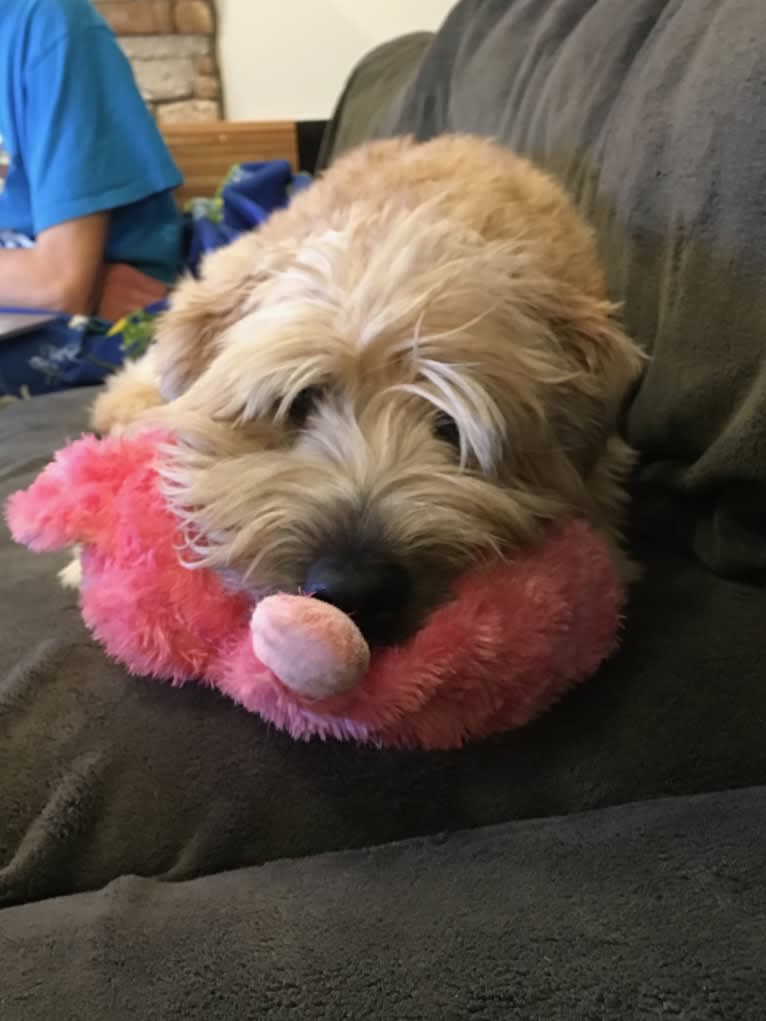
[150,140,642,646]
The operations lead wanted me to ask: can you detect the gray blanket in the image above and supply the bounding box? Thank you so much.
[2,785,765,1019]
[323,0,766,583]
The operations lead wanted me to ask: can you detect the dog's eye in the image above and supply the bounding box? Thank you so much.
[433,411,461,451]
[286,386,323,428]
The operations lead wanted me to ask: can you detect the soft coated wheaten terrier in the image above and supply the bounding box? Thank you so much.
[90,135,643,646]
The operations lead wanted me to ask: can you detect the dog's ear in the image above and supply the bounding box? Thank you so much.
[550,289,645,476]
[153,234,265,402]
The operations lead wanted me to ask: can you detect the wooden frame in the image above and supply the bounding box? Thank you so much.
[161,121,299,207]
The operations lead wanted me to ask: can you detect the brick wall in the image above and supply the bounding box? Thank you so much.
[94,1,223,124]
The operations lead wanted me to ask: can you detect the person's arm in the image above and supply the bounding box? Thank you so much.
[1,7,182,316]
[0,212,109,315]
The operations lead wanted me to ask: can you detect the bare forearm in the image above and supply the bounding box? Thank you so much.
[0,246,57,307]
[0,245,99,314]
[0,212,109,315]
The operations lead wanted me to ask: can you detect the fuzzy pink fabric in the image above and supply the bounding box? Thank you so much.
[6,432,624,749]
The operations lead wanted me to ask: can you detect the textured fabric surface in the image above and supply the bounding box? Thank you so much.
[323,0,766,582]
[2,390,766,909]
[2,785,765,1020]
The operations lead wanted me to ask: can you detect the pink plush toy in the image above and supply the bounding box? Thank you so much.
[6,432,623,749]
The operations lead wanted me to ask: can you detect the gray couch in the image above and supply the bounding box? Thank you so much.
[2,1,766,1017]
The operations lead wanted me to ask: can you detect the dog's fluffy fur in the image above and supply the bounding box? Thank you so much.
[92,135,643,637]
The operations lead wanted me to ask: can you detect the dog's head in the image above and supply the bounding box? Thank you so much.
[151,142,642,646]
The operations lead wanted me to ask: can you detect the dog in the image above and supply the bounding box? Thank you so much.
[88,135,643,646]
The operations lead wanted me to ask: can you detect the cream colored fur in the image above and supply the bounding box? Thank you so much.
[90,136,644,622]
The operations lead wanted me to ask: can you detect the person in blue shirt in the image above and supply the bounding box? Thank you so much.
[0,0,183,316]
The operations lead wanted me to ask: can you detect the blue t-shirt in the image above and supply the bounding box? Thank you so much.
[0,0,183,283]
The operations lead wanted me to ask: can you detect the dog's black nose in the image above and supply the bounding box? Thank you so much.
[304,551,411,647]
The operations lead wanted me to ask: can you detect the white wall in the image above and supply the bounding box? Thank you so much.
[216,0,453,120]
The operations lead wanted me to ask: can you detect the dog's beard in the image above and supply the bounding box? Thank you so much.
[157,376,596,648]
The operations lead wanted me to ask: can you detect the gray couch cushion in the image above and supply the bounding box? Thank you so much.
[316,32,433,172]
[3,785,765,1020]
[321,0,766,581]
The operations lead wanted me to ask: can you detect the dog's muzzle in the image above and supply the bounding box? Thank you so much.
[304,549,411,647]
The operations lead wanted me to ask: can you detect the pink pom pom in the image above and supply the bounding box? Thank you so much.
[251,595,370,700]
